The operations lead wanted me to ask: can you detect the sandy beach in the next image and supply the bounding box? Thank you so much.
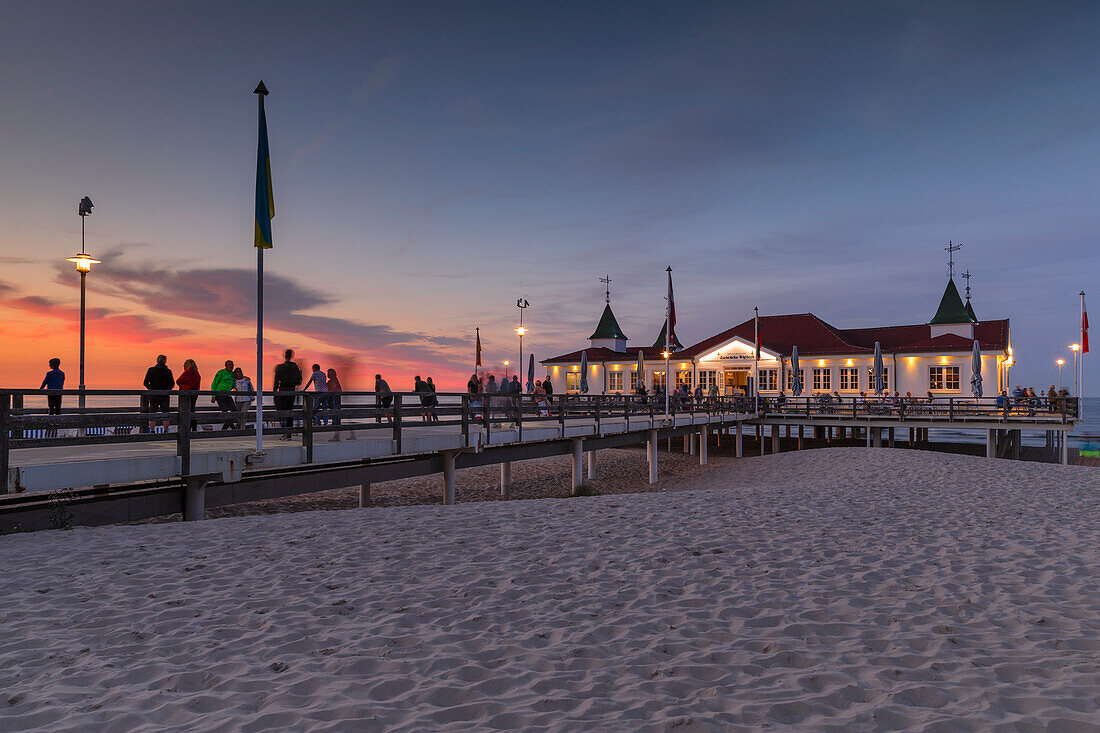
[1,448,1097,731]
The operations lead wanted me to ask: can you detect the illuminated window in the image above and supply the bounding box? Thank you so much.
[630,371,640,391]
[866,367,889,392]
[675,370,692,388]
[566,372,581,392]
[608,371,623,392]
[652,372,666,390]
[812,368,831,392]
[758,369,778,391]
[698,370,718,390]
[929,365,960,391]
[839,367,859,391]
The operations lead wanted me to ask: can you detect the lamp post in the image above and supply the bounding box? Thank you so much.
[516,298,529,391]
[1071,343,1081,396]
[1057,359,1065,391]
[503,360,509,381]
[67,197,99,431]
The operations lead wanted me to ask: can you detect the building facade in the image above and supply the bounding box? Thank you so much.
[542,279,1012,398]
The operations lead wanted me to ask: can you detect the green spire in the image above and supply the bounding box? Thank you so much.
[965,299,977,323]
[589,303,628,340]
[653,320,683,350]
[929,279,972,324]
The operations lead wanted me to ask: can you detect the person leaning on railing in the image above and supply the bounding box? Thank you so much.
[273,349,303,439]
[175,359,201,431]
[143,354,174,433]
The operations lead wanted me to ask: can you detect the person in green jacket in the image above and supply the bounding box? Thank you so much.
[211,359,237,430]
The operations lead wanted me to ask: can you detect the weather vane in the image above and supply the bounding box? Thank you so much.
[599,274,612,304]
[945,241,962,278]
[961,269,971,300]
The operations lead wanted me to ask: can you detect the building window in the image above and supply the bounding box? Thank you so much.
[698,370,718,390]
[839,367,858,391]
[866,367,889,392]
[786,369,805,392]
[652,372,665,390]
[929,365,960,391]
[608,371,623,392]
[675,370,691,388]
[812,368,831,392]
[566,372,581,392]
[630,371,640,392]
[759,369,778,391]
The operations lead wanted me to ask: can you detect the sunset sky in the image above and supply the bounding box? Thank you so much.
[2,2,1098,392]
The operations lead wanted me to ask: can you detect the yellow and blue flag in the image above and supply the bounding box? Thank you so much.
[254,81,274,249]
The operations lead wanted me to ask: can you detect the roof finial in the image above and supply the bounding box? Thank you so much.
[945,241,962,279]
[599,274,612,304]
[961,269,971,301]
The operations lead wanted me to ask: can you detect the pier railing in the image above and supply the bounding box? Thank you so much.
[755,394,1078,423]
[0,389,754,493]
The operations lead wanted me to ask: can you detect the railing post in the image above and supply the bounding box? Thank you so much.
[462,394,470,447]
[393,394,403,453]
[595,395,601,434]
[559,395,566,438]
[303,393,314,462]
[852,397,857,420]
[11,393,23,440]
[177,396,191,478]
[1062,397,1067,424]
[949,397,954,422]
[483,393,491,445]
[0,392,10,495]
[517,394,523,442]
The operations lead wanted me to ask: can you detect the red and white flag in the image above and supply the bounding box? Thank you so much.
[1083,295,1089,354]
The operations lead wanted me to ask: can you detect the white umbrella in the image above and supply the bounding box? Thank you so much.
[791,346,802,397]
[873,342,884,396]
[970,339,983,397]
[636,349,645,391]
[580,350,589,393]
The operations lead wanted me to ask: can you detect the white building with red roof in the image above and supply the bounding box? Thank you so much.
[542,277,1011,397]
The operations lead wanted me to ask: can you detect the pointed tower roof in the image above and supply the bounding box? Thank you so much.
[929,279,972,324]
[588,303,628,340]
[653,321,683,350]
[965,299,977,323]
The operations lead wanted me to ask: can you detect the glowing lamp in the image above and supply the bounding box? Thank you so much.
[67,253,100,273]
[515,326,528,336]
[1057,359,1065,366]
[661,351,670,359]
[1070,343,1081,352]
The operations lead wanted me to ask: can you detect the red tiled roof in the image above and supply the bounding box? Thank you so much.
[543,314,1010,363]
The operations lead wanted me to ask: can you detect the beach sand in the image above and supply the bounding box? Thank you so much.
[1,448,1097,731]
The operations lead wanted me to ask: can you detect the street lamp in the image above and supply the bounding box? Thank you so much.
[1071,343,1081,395]
[503,360,510,380]
[66,196,99,426]
[1057,358,1065,391]
[516,298,529,391]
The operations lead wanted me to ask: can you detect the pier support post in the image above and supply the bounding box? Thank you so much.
[683,434,690,454]
[872,428,882,447]
[647,429,658,483]
[735,422,743,458]
[986,429,995,459]
[587,450,596,481]
[798,424,804,450]
[771,424,780,454]
[358,483,371,507]
[500,462,512,497]
[888,428,895,448]
[699,427,708,465]
[183,477,206,522]
[1061,432,1069,465]
[571,438,583,493]
[909,427,915,445]
[865,428,872,447]
[443,451,456,505]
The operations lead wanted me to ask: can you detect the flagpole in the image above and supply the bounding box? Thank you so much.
[256,246,264,452]
[252,80,272,456]
[1081,291,1087,418]
[754,306,759,408]
[665,266,672,418]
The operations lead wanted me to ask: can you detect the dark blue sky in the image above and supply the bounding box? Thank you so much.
[1,2,1098,389]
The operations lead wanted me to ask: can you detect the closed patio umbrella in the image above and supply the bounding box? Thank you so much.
[791,346,802,397]
[580,350,589,393]
[873,341,884,396]
[971,339,983,397]
[526,353,535,393]
[636,349,645,391]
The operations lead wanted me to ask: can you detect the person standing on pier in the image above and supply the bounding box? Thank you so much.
[273,349,302,440]
[210,360,238,430]
[326,368,351,441]
[375,374,393,423]
[543,374,554,405]
[426,376,440,422]
[39,357,65,437]
[176,359,201,431]
[232,367,254,430]
[304,364,329,426]
[143,355,174,433]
